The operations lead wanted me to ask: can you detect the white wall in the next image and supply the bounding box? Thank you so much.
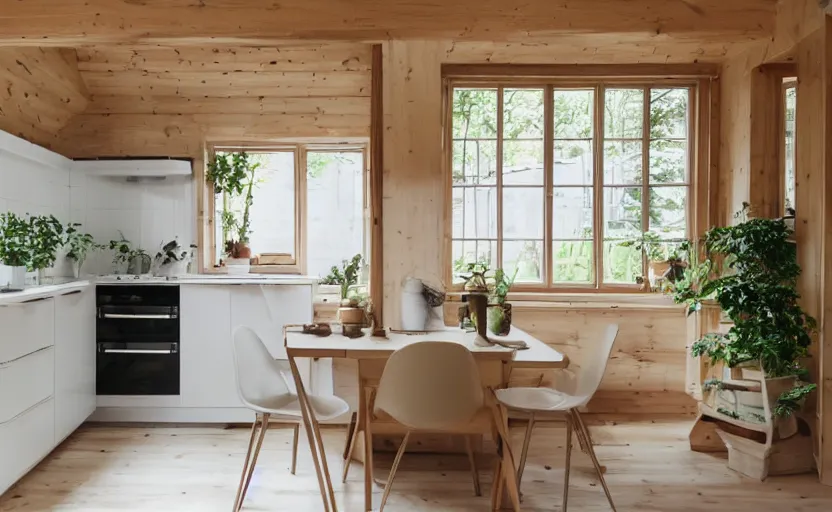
[0,129,195,277]
[69,172,194,275]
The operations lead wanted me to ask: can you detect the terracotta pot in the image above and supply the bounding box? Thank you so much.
[236,244,252,259]
[338,306,366,325]
[487,303,512,336]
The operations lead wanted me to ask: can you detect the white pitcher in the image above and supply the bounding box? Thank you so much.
[400,277,428,331]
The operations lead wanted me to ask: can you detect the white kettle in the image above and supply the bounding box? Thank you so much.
[400,277,429,331]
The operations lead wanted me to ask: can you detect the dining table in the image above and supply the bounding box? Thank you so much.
[283,325,569,512]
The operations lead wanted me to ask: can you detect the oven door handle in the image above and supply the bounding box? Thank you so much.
[101,313,175,319]
[100,346,178,355]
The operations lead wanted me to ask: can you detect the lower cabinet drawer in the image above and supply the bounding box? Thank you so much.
[0,298,55,364]
[0,347,55,423]
[0,398,55,495]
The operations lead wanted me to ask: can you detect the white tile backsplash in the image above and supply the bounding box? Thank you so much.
[0,129,195,277]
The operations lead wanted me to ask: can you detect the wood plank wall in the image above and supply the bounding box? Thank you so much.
[0,47,88,149]
[53,44,373,158]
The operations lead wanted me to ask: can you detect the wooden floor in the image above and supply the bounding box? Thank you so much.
[1,418,831,511]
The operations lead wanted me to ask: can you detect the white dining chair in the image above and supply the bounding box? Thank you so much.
[371,341,500,511]
[231,326,350,512]
[495,324,619,512]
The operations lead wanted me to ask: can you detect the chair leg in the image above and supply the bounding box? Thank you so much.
[233,414,261,512]
[310,408,338,512]
[464,435,481,496]
[343,412,357,460]
[342,416,360,483]
[238,413,270,511]
[290,423,300,475]
[516,412,535,489]
[563,413,573,512]
[572,410,616,512]
[379,431,410,512]
[489,402,521,512]
[490,458,503,512]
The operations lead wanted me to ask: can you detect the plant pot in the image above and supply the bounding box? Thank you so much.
[226,257,251,275]
[70,258,83,279]
[236,244,252,259]
[37,268,54,285]
[487,303,512,336]
[128,254,151,275]
[0,264,26,290]
[155,259,189,278]
[338,306,366,325]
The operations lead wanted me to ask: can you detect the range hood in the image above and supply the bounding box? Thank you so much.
[72,158,192,178]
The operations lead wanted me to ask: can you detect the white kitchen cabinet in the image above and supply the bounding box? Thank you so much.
[180,285,239,408]
[0,297,55,364]
[0,398,55,495]
[54,288,96,443]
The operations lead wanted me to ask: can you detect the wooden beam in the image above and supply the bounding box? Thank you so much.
[369,44,384,332]
[442,63,721,79]
[0,0,775,45]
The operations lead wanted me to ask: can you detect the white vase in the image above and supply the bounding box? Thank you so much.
[400,277,428,331]
[0,265,26,289]
[226,258,250,275]
[71,258,83,279]
[37,268,54,285]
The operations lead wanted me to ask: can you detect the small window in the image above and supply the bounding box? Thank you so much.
[209,143,367,276]
[783,79,797,214]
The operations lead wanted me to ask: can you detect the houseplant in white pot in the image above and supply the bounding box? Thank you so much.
[29,214,64,285]
[65,223,103,278]
[0,212,31,290]
[153,238,197,277]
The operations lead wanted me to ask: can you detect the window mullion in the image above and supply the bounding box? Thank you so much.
[496,86,504,269]
[641,87,651,282]
[544,84,554,288]
[297,146,307,274]
[593,84,605,289]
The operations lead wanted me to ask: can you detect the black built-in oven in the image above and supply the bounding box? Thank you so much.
[96,285,180,395]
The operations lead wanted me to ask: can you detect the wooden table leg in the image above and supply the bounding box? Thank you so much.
[362,383,375,512]
[288,355,332,512]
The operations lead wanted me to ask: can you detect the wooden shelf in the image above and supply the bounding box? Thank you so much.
[699,403,769,433]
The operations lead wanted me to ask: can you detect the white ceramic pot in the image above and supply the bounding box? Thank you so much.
[226,257,251,275]
[71,258,83,279]
[0,265,26,289]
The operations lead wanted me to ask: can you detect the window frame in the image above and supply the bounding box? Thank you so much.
[442,67,713,293]
[205,141,369,275]
[781,78,797,216]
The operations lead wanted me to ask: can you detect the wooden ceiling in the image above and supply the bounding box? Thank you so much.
[0,0,776,45]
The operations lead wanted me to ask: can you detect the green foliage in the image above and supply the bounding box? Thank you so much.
[716,407,740,420]
[669,239,716,314]
[319,253,363,299]
[774,383,817,418]
[681,204,816,419]
[0,212,31,267]
[109,233,147,266]
[155,238,197,266]
[618,231,667,262]
[64,223,104,262]
[208,151,260,247]
[702,378,724,391]
[490,267,518,306]
[28,215,64,271]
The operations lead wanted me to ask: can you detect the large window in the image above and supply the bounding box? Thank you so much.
[210,144,367,276]
[449,82,693,290]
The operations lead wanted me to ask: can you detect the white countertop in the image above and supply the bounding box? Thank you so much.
[94,274,320,286]
[0,279,92,305]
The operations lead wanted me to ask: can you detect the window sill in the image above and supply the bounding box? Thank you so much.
[446,291,684,311]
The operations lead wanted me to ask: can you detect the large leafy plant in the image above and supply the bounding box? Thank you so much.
[0,212,31,267]
[29,214,64,271]
[683,206,816,417]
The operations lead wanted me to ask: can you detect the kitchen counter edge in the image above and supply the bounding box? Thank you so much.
[0,280,92,305]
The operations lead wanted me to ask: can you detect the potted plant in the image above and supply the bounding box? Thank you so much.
[619,231,682,289]
[109,233,149,275]
[487,267,518,336]
[208,152,260,268]
[0,212,31,290]
[29,214,64,284]
[153,238,197,277]
[65,223,103,278]
[320,254,365,324]
[680,205,816,430]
